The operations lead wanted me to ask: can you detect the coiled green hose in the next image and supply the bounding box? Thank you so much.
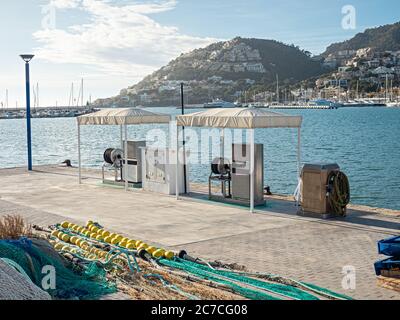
[327,171,350,216]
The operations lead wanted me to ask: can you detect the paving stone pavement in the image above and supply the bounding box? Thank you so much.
[0,166,399,300]
[171,221,400,300]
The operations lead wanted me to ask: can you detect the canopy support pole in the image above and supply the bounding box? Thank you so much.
[124,124,128,191]
[220,129,225,159]
[78,123,82,184]
[250,129,255,213]
[120,125,123,149]
[297,127,301,177]
[176,124,180,200]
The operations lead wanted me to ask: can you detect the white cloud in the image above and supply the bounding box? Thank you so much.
[49,0,80,9]
[34,0,217,81]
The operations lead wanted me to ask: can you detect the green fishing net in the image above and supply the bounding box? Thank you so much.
[0,238,116,300]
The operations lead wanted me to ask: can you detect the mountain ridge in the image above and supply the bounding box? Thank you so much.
[93,21,400,107]
[94,37,326,107]
[322,22,400,57]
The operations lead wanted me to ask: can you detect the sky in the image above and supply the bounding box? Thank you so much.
[0,0,399,107]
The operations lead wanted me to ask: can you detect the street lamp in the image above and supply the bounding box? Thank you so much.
[20,54,34,171]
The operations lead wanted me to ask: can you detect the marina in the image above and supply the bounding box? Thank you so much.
[1,0,400,303]
[1,106,399,210]
[0,106,96,119]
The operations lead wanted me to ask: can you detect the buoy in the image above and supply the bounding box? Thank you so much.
[61,234,70,242]
[104,236,112,244]
[120,241,128,248]
[146,246,157,254]
[86,221,94,228]
[135,240,143,248]
[138,243,149,251]
[102,230,110,237]
[152,249,165,259]
[139,249,152,261]
[126,243,135,250]
[54,243,64,250]
[164,251,175,260]
[80,241,89,248]
[70,236,78,244]
[111,238,120,245]
[178,250,187,259]
[51,230,60,237]
[61,221,69,228]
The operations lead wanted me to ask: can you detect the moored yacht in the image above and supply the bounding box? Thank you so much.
[204,99,236,108]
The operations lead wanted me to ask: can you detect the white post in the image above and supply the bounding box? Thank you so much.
[297,127,301,177]
[120,125,123,149]
[220,128,225,159]
[78,123,82,184]
[124,124,128,191]
[176,125,180,200]
[250,129,255,213]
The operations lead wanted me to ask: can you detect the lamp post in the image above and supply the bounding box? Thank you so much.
[180,83,187,194]
[20,54,34,171]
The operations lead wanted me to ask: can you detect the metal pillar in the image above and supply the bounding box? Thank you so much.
[176,125,180,200]
[124,124,128,191]
[297,127,302,177]
[249,129,255,213]
[24,62,33,171]
[181,83,187,194]
[120,125,123,149]
[78,123,82,184]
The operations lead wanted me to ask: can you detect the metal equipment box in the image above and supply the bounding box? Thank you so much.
[141,147,188,195]
[122,140,146,183]
[231,143,265,206]
[300,163,340,216]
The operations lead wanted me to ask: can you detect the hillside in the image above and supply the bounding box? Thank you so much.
[137,37,324,86]
[323,22,400,57]
[94,37,326,107]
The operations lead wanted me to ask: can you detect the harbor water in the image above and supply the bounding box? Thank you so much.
[0,107,399,210]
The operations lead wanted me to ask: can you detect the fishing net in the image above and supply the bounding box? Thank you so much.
[0,259,51,300]
[159,258,352,300]
[0,238,116,300]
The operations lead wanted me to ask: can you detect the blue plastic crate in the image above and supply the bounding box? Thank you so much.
[374,257,400,276]
[377,236,400,257]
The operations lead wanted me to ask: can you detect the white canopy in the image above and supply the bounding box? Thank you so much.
[176,108,302,129]
[77,108,171,126]
[77,107,171,191]
[175,107,302,213]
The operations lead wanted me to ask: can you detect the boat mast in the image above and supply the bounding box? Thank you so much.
[390,79,393,102]
[68,83,74,108]
[385,74,389,103]
[276,74,279,103]
[36,83,39,112]
[81,78,84,108]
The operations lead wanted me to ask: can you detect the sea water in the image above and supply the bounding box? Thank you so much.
[0,107,399,210]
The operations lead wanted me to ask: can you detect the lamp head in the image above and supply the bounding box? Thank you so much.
[20,54,34,63]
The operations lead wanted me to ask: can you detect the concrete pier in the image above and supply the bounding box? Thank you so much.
[0,165,399,300]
